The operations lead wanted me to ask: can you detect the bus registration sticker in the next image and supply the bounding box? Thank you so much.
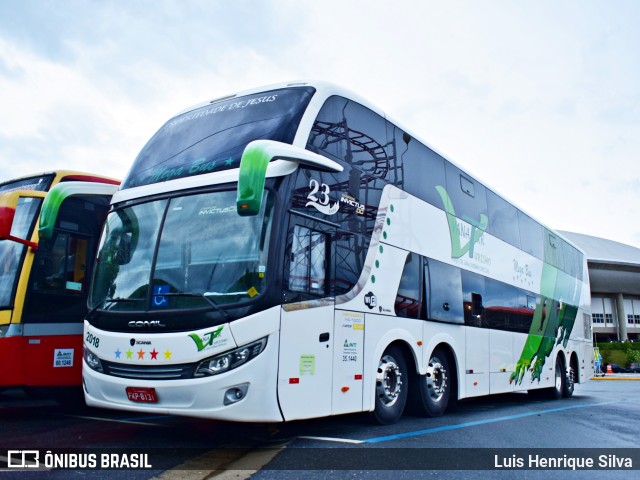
[126,387,158,403]
[53,349,74,368]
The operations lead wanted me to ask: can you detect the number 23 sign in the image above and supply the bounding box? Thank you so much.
[305,179,340,215]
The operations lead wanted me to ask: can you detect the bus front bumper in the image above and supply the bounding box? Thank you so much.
[82,331,283,422]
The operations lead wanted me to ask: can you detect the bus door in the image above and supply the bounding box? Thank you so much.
[278,215,336,420]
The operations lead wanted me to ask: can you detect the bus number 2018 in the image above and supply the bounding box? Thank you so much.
[86,332,100,348]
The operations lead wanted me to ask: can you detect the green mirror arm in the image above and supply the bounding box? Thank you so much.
[236,140,343,216]
[39,181,119,239]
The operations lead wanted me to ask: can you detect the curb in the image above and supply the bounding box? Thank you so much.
[591,376,640,381]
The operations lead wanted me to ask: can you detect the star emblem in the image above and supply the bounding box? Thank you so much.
[137,348,145,360]
[150,348,158,360]
[114,348,122,360]
[164,349,172,360]
[225,157,234,166]
[126,349,133,360]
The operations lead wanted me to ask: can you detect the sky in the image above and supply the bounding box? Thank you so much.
[1,0,639,248]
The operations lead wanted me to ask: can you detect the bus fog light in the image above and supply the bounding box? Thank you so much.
[224,384,249,405]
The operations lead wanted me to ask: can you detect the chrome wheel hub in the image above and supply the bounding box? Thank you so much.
[376,354,402,407]
[426,356,447,402]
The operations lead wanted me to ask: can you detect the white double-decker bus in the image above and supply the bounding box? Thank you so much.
[83,82,592,424]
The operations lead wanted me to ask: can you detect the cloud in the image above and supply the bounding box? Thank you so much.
[0,0,639,248]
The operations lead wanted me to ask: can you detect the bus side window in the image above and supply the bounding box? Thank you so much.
[395,253,425,319]
[425,258,463,324]
[287,225,328,297]
[32,232,88,293]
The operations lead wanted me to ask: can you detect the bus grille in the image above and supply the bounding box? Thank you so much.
[102,361,197,380]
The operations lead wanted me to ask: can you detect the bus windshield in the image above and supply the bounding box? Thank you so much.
[0,197,42,308]
[90,190,274,312]
[121,87,316,189]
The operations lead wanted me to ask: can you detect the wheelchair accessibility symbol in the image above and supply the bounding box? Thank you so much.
[153,285,169,307]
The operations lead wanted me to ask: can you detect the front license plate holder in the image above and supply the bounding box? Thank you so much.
[126,387,158,403]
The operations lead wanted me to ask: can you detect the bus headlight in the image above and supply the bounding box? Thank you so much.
[194,337,267,378]
[83,347,104,373]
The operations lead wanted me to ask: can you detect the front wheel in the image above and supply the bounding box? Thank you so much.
[371,345,408,425]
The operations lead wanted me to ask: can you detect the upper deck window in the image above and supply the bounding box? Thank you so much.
[122,87,316,189]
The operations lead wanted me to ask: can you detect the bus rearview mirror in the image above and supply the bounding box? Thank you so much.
[236,140,343,216]
[0,191,40,250]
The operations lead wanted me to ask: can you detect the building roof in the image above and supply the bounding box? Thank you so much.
[560,231,640,295]
[559,231,640,266]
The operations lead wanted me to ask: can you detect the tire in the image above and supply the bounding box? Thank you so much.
[548,356,565,400]
[409,348,451,417]
[563,360,576,398]
[528,356,565,400]
[372,345,408,425]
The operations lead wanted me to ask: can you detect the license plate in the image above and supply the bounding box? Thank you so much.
[126,387,158,403]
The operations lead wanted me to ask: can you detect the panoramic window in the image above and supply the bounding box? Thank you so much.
[123,87,315,189]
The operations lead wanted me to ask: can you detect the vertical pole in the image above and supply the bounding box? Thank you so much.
[616,293,628,342]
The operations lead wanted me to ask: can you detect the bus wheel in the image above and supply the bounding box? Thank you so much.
[421,348,451,417]
[563,362,576,398]
[372,345,408,425]
[547,356,565,400]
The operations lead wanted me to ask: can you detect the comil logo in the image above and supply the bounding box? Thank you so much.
[7,450,39,468]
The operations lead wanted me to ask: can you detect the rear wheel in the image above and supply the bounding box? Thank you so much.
[409,348,451,417]
[563,359,576,398]
[372,345,408,425]
[548,356,565,399]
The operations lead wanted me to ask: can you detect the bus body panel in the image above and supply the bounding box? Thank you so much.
[83,330,283,422]
[331,310,365,416]
[489,329,515,394]
[465,327,490,397]
[0,336,25,385]
[278,304,334,421]
[23,334,83,386]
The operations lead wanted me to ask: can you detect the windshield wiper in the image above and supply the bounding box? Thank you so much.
[157,292,230,320]
[204,291,248,297]
[86,297,144,320]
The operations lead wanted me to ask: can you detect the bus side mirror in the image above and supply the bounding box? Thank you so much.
[0,191,39,250]
[236,140,343,216]
[0,203,16,240]
[38,181,119,240]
